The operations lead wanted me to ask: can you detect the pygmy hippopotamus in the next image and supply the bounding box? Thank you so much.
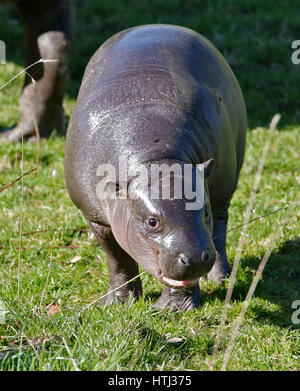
[65,25,247,311]
[0,0,74,141]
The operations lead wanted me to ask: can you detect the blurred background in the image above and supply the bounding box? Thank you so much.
[0,0,300,129]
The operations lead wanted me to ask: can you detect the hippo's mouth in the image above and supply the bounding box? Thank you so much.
[154,252,199,288]
[159,274,199,288]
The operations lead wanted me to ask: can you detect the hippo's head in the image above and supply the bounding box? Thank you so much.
[101,159,216,289]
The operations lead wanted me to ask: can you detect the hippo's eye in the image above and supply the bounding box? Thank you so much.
[146,216,160,230]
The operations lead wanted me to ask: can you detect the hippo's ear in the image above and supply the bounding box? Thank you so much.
[203,159,214,178]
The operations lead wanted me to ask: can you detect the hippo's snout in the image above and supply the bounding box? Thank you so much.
[159,244,216,288]
[178,249,213,266]
[176,248,215,279]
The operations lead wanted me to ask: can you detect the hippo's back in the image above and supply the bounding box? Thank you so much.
[65,25,247,223]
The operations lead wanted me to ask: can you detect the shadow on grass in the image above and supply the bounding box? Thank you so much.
[207,237,300,328]
[137,326,195,363]
[145,237,300,329]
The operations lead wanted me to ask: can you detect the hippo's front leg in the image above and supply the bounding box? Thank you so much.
[207,211,231,283]
[89,222,143,305]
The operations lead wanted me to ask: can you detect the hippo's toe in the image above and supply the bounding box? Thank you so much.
[97,280,142,307]
[153,285,201,312]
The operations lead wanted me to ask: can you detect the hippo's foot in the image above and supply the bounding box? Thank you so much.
[97,281,142,307]
[0,104,66,143]
[97,290,133,307]
[209,212,231,283]
[153,285,201,312]
[206,256,230,283]
[1,126,37,143]
[0,128,20,143]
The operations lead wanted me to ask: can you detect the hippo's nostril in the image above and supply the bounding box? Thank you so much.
[178,253,190,265]
[201,249,211,263]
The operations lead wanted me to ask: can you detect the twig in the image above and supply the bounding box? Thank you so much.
[0,167,37,193]
[22,228,89,236]
[17,113,24,310]
[0,244,81,250]
[220,249,272,370]
[84,271,146,310]
[211,114,281,366]
[39,253,53,308]
[213,200,300,240]
[219,193,300,370]
[0,58,58,91]
[30,105,40,176]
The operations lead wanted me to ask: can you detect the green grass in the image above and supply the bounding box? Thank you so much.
[0,0,299,371]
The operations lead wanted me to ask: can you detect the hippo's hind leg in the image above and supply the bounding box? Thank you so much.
[88,221,142,306]
[153,285,201,312]
[207,210,230,283]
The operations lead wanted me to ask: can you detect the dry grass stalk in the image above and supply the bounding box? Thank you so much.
[212,114,281,366]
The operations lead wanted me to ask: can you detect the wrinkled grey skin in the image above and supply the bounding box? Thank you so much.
[0,0,74,141]
[65,25,247,311]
